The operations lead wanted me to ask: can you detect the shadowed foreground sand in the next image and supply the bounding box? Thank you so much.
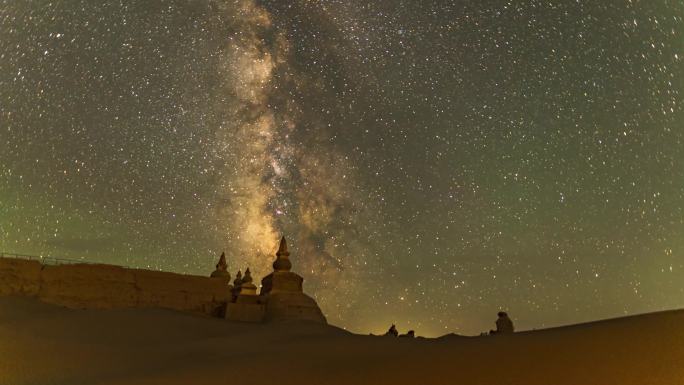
[1,297,683,385]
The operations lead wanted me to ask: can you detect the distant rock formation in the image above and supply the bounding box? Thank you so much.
[399,330,415,338]
[384,324,399,337]
[490,311,514,335]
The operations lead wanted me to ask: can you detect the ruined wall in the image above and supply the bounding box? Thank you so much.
[263,291,327,324]
[0,258,230,316]
[225,302,266,323]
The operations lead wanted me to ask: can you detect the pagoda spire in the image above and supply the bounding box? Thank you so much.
[273,236,292,272]
[233,270,243,287]
[238,267,258,296]
[210,251,230,280]
[242,268,253,284]
[216,252,227,270]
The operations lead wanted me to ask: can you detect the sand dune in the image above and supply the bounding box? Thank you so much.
[0,296,682,385]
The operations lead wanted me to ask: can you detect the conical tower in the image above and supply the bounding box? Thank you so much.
[230,270,243,299]
[238,268,258,296]
[273,236,292,272]
[259,236,326,324]
[209,252,231,281]
[233,270,243,287]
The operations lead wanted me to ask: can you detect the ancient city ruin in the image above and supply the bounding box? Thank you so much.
[212,236,327,324]
[0,236,326,324]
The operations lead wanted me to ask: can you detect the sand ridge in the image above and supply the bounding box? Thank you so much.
[1,296,683,385]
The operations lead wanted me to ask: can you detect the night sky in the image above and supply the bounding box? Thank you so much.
[1,0,683,336]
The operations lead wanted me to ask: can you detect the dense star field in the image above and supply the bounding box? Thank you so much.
[1,0,683,336]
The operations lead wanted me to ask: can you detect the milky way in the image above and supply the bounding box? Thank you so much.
[1,0,683,336]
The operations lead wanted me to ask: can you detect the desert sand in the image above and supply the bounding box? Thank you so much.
[1,297,683,385]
